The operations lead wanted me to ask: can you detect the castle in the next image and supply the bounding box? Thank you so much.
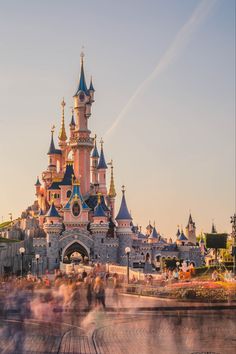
[28,53,203,272]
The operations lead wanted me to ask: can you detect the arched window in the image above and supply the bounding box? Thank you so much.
[67,190,72,198]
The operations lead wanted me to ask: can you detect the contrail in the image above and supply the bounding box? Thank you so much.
[104,0,218,139]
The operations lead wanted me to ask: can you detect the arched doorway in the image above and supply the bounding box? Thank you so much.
[62,241,89,264]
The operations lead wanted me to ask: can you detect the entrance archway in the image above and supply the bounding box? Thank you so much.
[62,241,89,264]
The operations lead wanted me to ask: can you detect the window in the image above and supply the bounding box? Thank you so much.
[101,238,104,243]
[48,242,51,248]
[67,190,72,198]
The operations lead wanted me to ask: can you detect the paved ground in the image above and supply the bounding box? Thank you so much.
[0,292,236,354]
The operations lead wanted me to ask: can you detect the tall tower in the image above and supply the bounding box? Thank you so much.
[108,160,116,219]
[185,213,196,244]
[72,52,94,196]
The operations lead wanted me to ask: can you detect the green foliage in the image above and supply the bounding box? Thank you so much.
[0,237,20,243]
[0,221,11,229]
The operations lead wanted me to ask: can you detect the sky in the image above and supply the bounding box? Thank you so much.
[0,0,235,237]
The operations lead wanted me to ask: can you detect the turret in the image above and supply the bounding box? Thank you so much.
[43,200,62,271]
[185,213,196,244]
[97,139,107,194]
[89,76,95,102]
[148,222,159,244]
[35,176,41,196]
[108,160,116,219]
[176,229,188,246]
[47,126,61,173]
[116,186,133,265]
[90,193,109,263]
[69,108,75,131]
[91,134,99,186]
[72,51,94,195]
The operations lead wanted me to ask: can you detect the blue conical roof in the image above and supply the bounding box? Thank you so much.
[178,230,188,241]
[75,57,88,95]
[94,203,106,218]
[60,163,74,186]
[116,190,132,221]
[91,140,99,159]
[176,228,180,237]
[45,202,60,218]
[97,146,107,169]
[70,112,75,126]
[48,132,57,155]
[35,177,41,186]
[149,226,158,239]
[89,77,95,91]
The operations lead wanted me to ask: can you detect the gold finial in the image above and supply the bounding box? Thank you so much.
[122,185,125,194]
[71,174,75,185]
[154,221,156,227]
[58,98,67,142]
[100,138,104,148]
[108,160,116,198]
[97,192,102,204]
[51,125,55,134]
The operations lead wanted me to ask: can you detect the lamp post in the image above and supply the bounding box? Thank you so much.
[176,261,180,270]
[125,247,131,284]
[35,254,40,277]
[230,214,236,275]
[19,247,25,277]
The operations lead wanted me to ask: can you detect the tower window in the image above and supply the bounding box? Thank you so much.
[101,238,104,243]
[67,190,72,198]
[48,242,51,248]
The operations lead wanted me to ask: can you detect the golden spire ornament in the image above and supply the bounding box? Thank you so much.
[58,98,67,142]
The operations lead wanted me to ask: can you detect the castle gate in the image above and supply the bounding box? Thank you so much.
[59,229,94,263]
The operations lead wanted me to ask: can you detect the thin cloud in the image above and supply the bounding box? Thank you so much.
[104,0,218,139]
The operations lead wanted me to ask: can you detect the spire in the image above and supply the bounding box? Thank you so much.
[35,176,41,186]
[211,222,217,233]
[60,162,75,185]
[89,76,95,91]
[186,213,195,227]
[149,225,158,239]
[70,107,75,127]
[108,160,116,198]
[94,193,106,217]
[75,51,88,95]
[91,134,99,158]
[45,201,60,218]
[48,126,57,155]
[116,186,132,220]
[97,138,108,169]
[176,226,180,237]
[58,98,67,142]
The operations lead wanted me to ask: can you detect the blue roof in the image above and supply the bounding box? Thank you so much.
[48,132,56,155]
[35,177,41,186]
[149,226,158,239]
[178,231,188,241]
[70,113,75,126]
[60,164,74,186]
[75,59,88,95]
[97,147,107,169]
[48,181,61,190]
[91,140,99,158]
[176,228,181,237]
[45,202,60,218]
[116,191,132,221]
[89,77,95,91]
[94,203,106,218]
[85,195,110,212]
[64,183,89,210]
[47,133,61,155]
